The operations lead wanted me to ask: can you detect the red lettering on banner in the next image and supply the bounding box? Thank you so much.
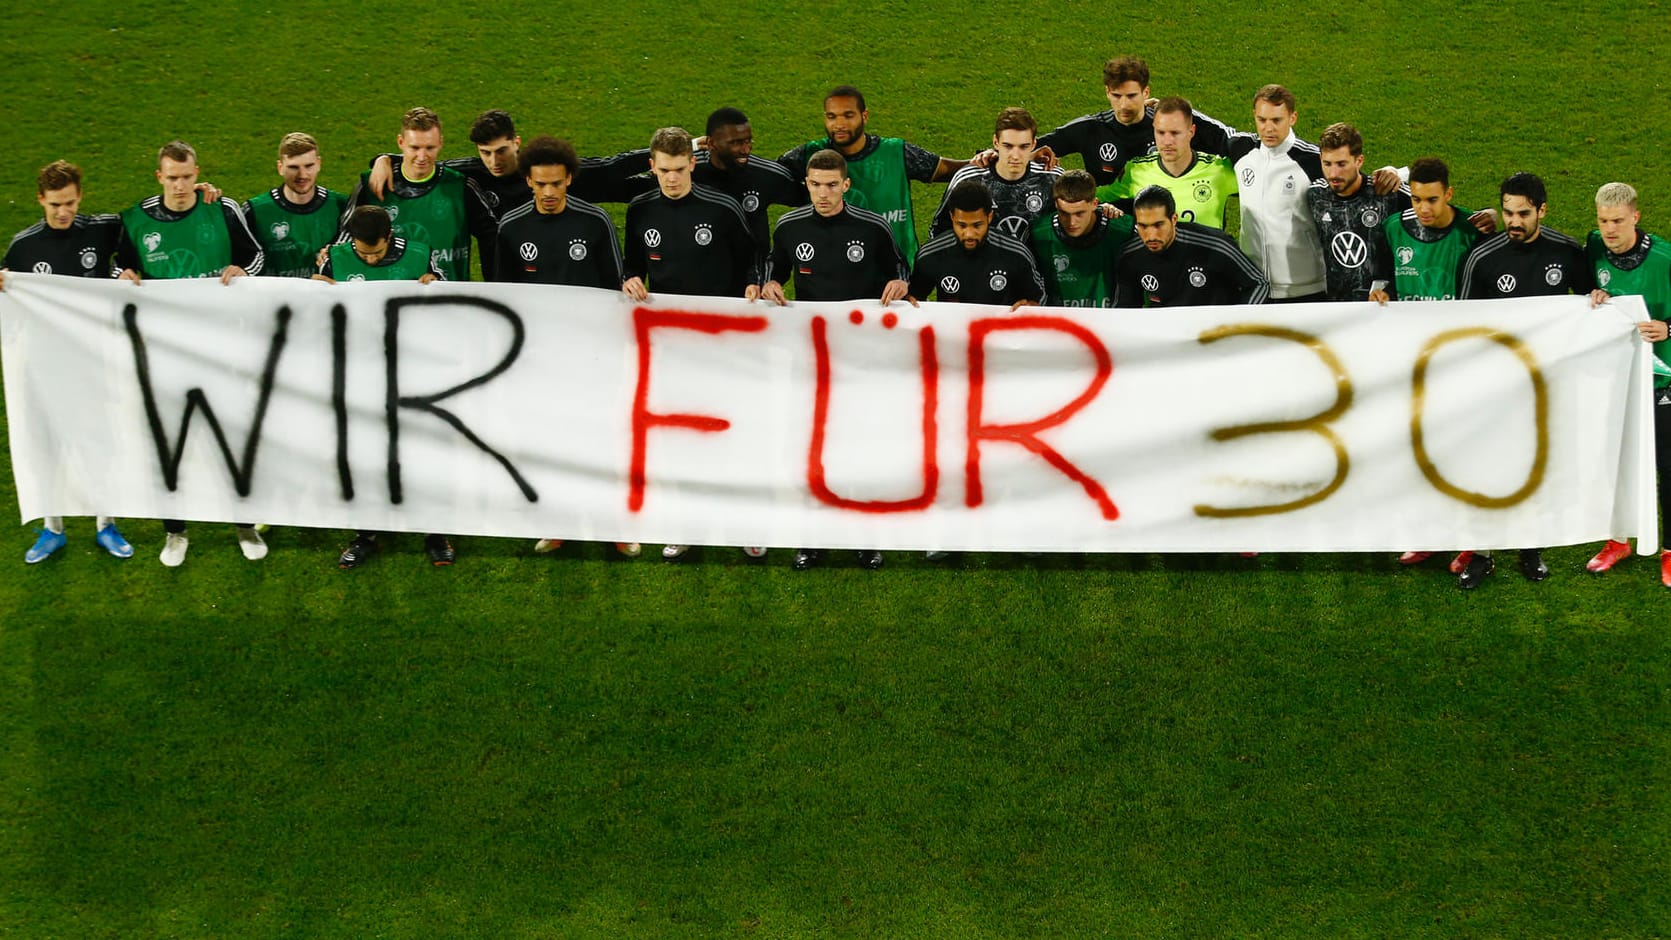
[628,307,768,511]
[964,316,1118,519]
[806,316,940,512]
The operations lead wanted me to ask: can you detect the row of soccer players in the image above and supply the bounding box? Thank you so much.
[5,63,1669,580]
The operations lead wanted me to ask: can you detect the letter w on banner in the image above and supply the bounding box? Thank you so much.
[0,273,1656,553]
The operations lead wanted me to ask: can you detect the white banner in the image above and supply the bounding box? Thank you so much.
[0,273,1657,553]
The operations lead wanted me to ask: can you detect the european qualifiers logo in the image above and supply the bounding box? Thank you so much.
[693,224,713,246]
[1397,246,1415,266]
[270,221,290,242]
[385,206,401,222]
[143,231,163,253]
[1496,273,1518,294]
[1330,231,1369,268]
[1598,269,1612,288]
[568,239,588,261]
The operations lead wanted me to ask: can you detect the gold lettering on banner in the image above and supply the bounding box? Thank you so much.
[1194,325,1353,518]
[1411,328,1547,508]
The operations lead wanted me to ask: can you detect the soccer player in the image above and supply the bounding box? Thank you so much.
[339,107,497,282]
[1305,122,1409,301]
[244,133,348,278]
[1581,182,1671,584]
[753,150,909,306]
[324,206,462,570]
[931,108,1061,241]
[1035,55,1235,185]
[622,127,761,561]
[1114,185,1269,307]
[622,126,758,302]
[1217,85,1329,301]
[1030,170,1136,307]
[1369,158,1482,304]
[491,136,625,287]
[692,107,804,254]
[1093,96,1237,229]
[1447,172,1592,588]
[752,149,912,571]
[490,136,642,560]
[908,179,1045,307]
[116,140,267,567]
[0,160,135,563]
[779,85,970,265]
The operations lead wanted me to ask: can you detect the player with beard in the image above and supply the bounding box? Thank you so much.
[752,149,912,571]
[244,133,348,279]
[1,160,136,564]
[1114,185,1268,307]
[1581,182,1671,584]
[1443,172,1591,589]
[779,85,970,266]
[1030,169,1135,307]
[908,179,1044,306]
[1305,123,1409,301]
[1035,56,1235,186]
[931,108,1061,241]
[1095,96,1237,229]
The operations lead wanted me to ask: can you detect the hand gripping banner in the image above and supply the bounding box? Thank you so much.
[0,273,1657,553]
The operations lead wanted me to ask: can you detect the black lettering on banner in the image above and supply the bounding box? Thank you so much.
[383,294,538,504]
[123,302,290,495]
[331,304,354,501]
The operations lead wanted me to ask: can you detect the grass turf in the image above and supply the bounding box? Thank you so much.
[3,0,1670,935]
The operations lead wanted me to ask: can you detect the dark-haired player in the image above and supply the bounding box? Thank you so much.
[1443,172,1592,588]
[1305,122,1409,301]
[1,160,134,563]
[1369,157,1482,303]
[779,85,970,264]
[908,179,1044,306]
[492,136,641,559]
[1114,185,1268,307]
[325,206,464,571]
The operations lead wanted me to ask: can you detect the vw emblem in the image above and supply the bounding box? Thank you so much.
[1330,232,1368,268]
[1496,273,1517,293]
[795,242,815,262]
[940,275,961,294]
[519,242,538,262]
[643,228,662,248]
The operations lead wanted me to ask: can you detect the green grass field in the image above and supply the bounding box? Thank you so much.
[4,1,1670,936]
